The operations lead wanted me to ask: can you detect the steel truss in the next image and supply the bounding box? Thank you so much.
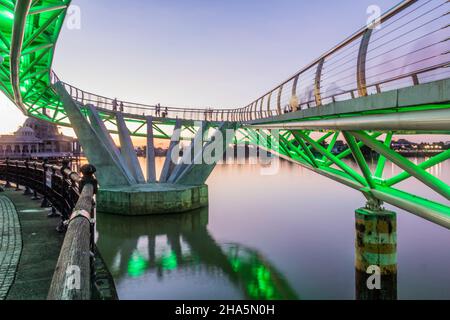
[243,127,450,229]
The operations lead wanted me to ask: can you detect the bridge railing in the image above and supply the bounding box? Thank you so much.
[51,72,235,122]
[0,159,100,300]
[0,159,80,219]
[48,164,98,300]
[50,0,449,123]
[238,0,450,121]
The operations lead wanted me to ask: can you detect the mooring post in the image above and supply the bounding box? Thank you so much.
[355,204,397,300]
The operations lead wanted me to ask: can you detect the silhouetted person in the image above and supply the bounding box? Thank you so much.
[119,102,124,113]
[112,98,118,111]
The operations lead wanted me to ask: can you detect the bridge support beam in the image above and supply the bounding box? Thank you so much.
[116,113,146,184]
[175,122,234,186]
[146,117,157,183]
[355,207,397,300]
[168,121,209,184]
[54,82,134,187]
[160,119,182,182]
[86,105,136,184]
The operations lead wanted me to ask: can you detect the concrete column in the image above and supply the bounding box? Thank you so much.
[54,81,135,187]
[355,207,397,300]
[167,121,209,184]
[86,104,136,184]
[146,116,157,183]
[116,113,146,184]
[175,122,233,186]
[160,119,182,183]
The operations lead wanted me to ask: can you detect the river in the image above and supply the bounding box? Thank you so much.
[95,157,450,300]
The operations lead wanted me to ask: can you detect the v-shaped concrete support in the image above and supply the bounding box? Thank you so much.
[160,119,182,183]
[54,82,134,187]
[116,113,146,184]
[146,116,157,183]
[175,122,234,186]
[167,121,209,183]
[86,104,137,184]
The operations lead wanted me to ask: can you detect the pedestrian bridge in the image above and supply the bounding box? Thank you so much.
[0,0,449,226]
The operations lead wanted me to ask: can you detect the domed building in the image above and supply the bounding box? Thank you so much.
[0,118,80,159]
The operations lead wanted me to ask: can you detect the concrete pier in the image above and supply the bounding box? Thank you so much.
[355,207,397,300]
[97,184,209,216]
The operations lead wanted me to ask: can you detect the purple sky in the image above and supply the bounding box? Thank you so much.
[53,0,401,107]
[1,0,447,143]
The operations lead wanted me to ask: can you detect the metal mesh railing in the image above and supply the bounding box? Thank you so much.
[238,0,449,120]
[50,72,234,122]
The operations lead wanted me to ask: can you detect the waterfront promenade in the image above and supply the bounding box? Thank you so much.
[0,189,64,300]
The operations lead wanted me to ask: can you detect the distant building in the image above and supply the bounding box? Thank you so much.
[391,139,417,150]
[0,118,80,159]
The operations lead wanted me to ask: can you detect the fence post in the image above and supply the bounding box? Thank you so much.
[23,160,33,196]
[41,159,50,208]
[49,166,59,218]
[31,162,40,200]
[5,159,11,188]
[15,161,20,191]
[60,160,71,221]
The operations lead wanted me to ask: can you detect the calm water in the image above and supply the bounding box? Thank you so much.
[96,157,450,300]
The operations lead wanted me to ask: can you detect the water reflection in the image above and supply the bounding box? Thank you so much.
[96,158,450,300]
[96,208,299,300]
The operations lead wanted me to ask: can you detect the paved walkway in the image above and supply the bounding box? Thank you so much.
[0,195,22,300]
[0,189,64,300]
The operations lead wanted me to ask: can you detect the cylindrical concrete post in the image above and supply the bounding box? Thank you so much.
[355,207,397,300]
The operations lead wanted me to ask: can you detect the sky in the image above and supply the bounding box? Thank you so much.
[1,0,444,142]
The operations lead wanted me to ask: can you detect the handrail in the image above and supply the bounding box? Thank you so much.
[47,164,97,300]
[0,159,98,300]
[239,0,449,118]
[0,159,81,219]
[245,0,420,105]
[51,72,235,122]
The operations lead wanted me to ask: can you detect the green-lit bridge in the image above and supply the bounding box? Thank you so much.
[0,0,449,232]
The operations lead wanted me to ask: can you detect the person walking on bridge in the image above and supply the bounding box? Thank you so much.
[119,102,124,113]
[112,98,118,112]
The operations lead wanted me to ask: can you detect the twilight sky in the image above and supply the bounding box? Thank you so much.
[1,0,431,137]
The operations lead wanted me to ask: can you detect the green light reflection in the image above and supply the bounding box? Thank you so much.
[127,251,148,278]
